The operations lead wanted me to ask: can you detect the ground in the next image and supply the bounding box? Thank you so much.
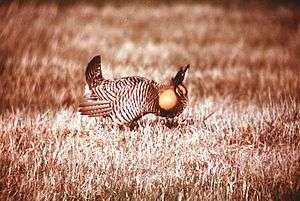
[0,1,299,200]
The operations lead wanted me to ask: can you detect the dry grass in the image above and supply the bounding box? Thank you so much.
[0,1,300,200]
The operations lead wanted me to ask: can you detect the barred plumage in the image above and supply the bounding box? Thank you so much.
[79,55,189,125]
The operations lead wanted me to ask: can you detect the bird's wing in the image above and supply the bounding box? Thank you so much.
[79,77,144,118]
[92,80,118,102]
[93,77,145,102]
[79,84,113,117]
[111,85,143,124]
[111,79,159,124]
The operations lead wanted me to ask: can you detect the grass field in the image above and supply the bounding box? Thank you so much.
[0,1,300,200]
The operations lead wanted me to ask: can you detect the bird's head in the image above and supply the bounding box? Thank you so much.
[158,65,189,113]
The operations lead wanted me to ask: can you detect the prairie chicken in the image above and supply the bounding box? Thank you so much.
[79,55,189,125]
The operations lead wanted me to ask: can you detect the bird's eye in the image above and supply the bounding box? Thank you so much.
[176,85,187,96]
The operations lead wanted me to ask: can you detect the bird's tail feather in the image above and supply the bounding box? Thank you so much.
[85,55,103,87]
[79,99,112,117]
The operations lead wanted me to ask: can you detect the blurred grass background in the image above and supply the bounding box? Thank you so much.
[0,0,299,113]
[2,0,300,7]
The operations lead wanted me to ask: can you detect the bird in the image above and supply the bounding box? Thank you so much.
[79,55,189,126]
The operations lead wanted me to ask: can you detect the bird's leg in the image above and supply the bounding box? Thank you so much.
[117,124,127,131]
[117,121,139,131]
[164,118,179,128]
[127,121,139,131]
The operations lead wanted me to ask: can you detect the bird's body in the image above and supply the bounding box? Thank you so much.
[79,55,189,125]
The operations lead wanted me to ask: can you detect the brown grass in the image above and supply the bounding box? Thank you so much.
[0,1,299,200]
